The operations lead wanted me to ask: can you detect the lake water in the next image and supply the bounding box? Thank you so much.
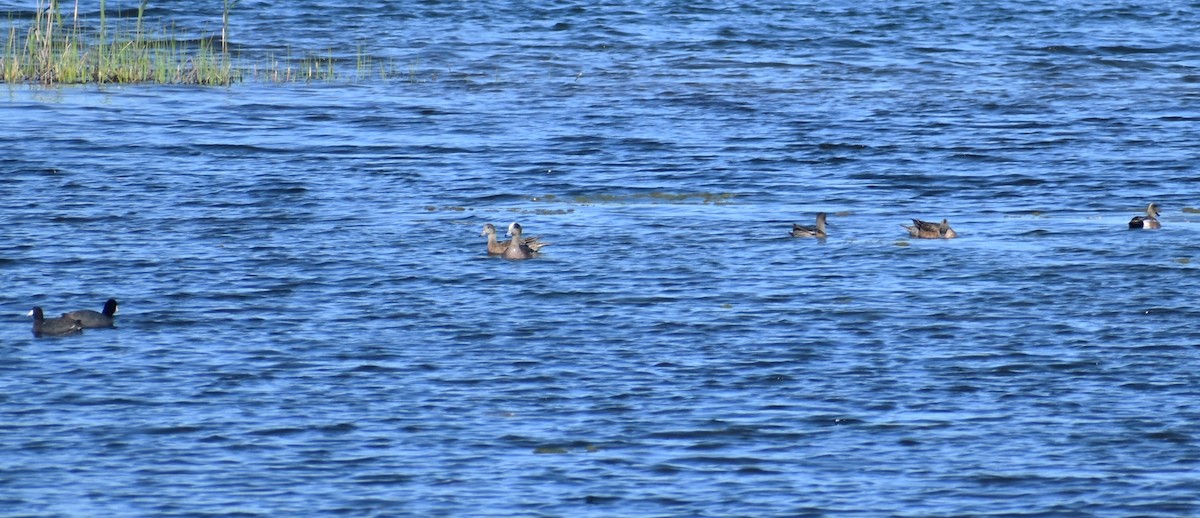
[3,1,1200,515]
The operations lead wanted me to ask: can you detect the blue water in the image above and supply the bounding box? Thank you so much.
[4,1,1200,515]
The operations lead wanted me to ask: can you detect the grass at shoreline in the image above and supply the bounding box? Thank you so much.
[0,1,414,86]
[3,0,242,85]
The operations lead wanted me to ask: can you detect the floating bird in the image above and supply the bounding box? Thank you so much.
[480,223,549,255]
[62,298,119,328]
[903,218,957,239]
[29,307,83,337]
[503,222,540,260]
[1128,203,1162,230]
[790,212,828,238]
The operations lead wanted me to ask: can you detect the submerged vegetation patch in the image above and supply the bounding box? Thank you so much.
[568,191,736,205]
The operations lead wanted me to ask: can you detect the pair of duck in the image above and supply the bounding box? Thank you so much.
[790,213,958,239]
[28,299,119,337]
[480,222,551,260]
[790,203,1164,239]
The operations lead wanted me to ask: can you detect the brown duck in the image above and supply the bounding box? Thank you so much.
[503,222,541,260]
[903,218,957,239]
[790,212,828,238]
[480,223,549,255]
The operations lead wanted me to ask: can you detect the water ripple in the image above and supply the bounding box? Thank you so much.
[4,0,1200,516]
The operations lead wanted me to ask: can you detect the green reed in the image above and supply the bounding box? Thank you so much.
[2,0,237,85]
[3,1,446,86]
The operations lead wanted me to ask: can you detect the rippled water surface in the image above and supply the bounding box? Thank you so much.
[4,1,1200,515]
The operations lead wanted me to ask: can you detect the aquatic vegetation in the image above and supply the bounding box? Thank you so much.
[353,46,439,83]
[3,0,237,84]
[2,0,351,85]
[569,192,736,205]
[533,444,599,454]
[648,191,735,205]
[247,47,338,83]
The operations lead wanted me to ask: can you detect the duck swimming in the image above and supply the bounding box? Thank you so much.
[1128,203,1162,229]
[790,212,828,238]
[503,222,539,260]
[903,218,957,239]
[480,223,550,255]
